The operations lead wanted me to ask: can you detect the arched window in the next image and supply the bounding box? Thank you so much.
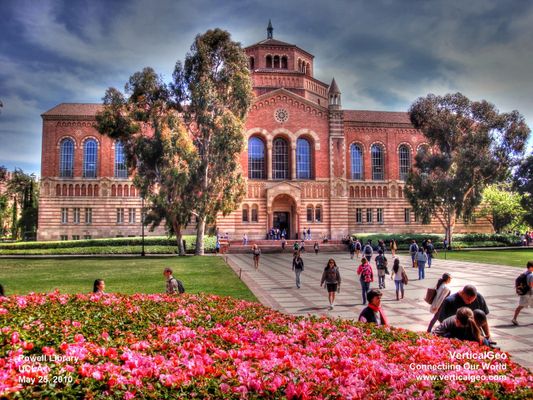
[251,204,258,222]
[59,138,74,177]
[248,137,265,179]
[266,55,272,68]
[315,205,322,222]
[272,138,289,180]
[281,56,288,69]
[399,145,411,181]
[307,205,314,222]
[306,63,311,76]
[273,55,280,68]
[371,144,384,180]
[242,205,249,222]
[350,144,363,180]
[115,141,128,178]
[83,139,98,178]
[296,138,311,179]
[249,57,255,70]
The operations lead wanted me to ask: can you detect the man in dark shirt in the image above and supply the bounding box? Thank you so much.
[438,285,491,340]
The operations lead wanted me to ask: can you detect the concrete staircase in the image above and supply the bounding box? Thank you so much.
[223,240,348,254]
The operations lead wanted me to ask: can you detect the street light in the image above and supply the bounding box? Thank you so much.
[141,196,145,257]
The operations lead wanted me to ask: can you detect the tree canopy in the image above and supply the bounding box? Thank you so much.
[97,29,252,255]
[513,154,533,227]
[406,92,530,243]
[172,28,253,255]
[478,183,526,233]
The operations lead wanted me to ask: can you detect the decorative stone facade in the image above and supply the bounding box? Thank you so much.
[37,26,491,241]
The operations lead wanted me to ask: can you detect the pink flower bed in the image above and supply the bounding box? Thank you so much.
[0,292,531,399]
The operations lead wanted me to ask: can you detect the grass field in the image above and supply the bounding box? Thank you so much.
[0,256,257,301]
[436,248,533,268]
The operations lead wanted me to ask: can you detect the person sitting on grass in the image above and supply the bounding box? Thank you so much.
[358,289,388,326]
[92,279,106,294]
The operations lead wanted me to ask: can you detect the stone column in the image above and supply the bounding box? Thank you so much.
[291,143,296,180]
[267,142,273,180]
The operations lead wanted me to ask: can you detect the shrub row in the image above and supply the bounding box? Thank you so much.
[353,233,520,249]
[0,235,216,251]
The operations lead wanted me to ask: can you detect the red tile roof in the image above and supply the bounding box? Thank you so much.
[344,110,411,125]
[41,103,103,117]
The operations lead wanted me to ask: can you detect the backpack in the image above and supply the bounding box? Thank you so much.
[361,264,373,283]
[355,242,361,250]
[515,272,531,295]
[172,278,185,294]
[364,244,372,255]
[410,243,418,254]
[376,255,388,270]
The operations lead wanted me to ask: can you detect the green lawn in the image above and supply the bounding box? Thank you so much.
[0,256,257,301]
[437,248,533,268]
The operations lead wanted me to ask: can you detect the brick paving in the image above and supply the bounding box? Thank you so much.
[225,251,533,370]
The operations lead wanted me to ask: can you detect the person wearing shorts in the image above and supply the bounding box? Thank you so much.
[320,258,341,310]
[512,261,533,325]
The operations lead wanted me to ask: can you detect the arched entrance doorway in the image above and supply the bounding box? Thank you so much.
[271,194,298,240]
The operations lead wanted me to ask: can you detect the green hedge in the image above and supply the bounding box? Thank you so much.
[0,236,216,255]
[351,233,520,250]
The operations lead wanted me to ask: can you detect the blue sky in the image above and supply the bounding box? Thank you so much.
[1,0,532,176]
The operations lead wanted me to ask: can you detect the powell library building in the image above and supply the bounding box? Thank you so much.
[37,26,491,241]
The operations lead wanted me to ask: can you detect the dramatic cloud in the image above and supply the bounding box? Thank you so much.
[1,0,532,175]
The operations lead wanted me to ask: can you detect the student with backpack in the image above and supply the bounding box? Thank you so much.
[164,268,185,294]
[416,247,428,280]
[512,261,533,325]
[426,239,437,268]
[409,240,419,268]
[375,250,388,289]
[357,257,374,305]
[355,239,362,259]
[348,239,356,259]
[320,258,341,310]
[363,241,373,263]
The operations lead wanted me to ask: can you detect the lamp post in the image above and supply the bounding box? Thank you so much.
[141,196,145,257]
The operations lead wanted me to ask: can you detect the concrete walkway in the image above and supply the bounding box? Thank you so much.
[225,251,533,370]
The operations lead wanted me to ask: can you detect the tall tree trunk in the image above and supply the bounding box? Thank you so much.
[11,197,17,239]
[195,216,206,255]
[173,221,186,256]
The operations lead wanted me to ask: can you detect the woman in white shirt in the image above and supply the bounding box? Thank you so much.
[427,273,452,332]
[390,258,406,301]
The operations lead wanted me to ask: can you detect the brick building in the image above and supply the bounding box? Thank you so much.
[37,24,491,241]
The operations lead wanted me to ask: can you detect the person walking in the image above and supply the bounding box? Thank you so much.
[355,239,362,259]
[307,228,311,240]
[512,260,533,325]
[281,237,287,251]
[320,259,341,310]
[292,251,304,288]
[252,244,261,269]
[390,258,406,301]
[375,249,388,289]
[416,247,428,280]
[357,257,374,305]
[92,279,106,294]
[242,233,248,245]
[363,241,373,263]
[358,289,388,325]
[164,268,185,294]
[314,241,319,255]
[427,273,452,332]
[348,239,356,259]
[426,239,437,268]
[390,239,398,258]
[409,240,419,268]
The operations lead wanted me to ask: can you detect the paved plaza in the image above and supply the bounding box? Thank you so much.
[225,251,533,370]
